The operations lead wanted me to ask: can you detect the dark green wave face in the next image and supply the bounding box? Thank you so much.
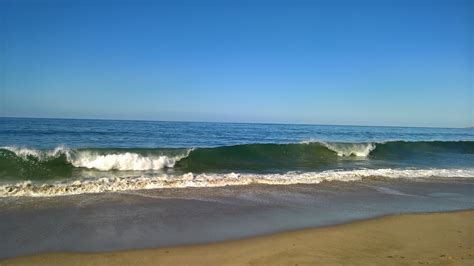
[175,143,339,172]
[0,141,473,180]
[0,149,73,180]
[370,141,474,167]
[373,141,474,156]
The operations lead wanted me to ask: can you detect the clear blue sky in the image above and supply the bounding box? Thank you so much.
[1,0,472,127]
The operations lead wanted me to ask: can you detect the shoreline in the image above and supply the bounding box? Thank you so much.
[3,210,473,265]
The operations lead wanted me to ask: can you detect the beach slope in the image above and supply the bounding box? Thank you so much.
[2,211,473,265]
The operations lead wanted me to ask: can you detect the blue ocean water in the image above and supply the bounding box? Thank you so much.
[1,117,473,148]
[0,117,473,197]
[0,118,473,258]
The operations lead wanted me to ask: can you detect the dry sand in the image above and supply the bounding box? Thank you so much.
[2,211,473,265]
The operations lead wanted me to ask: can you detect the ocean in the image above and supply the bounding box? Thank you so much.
[1,117,473,197]
[1,117,473,258]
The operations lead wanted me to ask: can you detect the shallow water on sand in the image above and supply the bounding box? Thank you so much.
[0,178,472,259]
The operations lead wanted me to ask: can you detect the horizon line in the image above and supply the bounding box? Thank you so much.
[0,115,470,130]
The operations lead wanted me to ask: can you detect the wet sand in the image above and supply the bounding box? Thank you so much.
[3,211,473,265]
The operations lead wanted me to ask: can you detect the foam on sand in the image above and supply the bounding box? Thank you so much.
[1,168,473,198]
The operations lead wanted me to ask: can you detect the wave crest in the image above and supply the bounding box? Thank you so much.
[1,146,191,171]
[70,152,187,171]
[322,142,376,157]
[2,145,71,160]
[1,141,473,175]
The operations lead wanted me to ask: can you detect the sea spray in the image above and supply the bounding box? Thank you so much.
[321,142,376,157]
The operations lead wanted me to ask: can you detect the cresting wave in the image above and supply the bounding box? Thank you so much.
[0,146,191,171]
[1,141,473,178]
[71,150,191,171]
[1,168,473,197]
[320,142,376,157]
[2,142,379,170]
[0,143,369,177]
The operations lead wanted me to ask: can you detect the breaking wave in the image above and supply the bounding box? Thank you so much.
[70,150,190,171]
[321,142,376,157]
[0,140,472,179]
[0,146,190,172]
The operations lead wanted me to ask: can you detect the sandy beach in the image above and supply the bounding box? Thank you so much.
[2,210,472,265]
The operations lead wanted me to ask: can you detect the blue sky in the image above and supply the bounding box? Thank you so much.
[1,0,472,127]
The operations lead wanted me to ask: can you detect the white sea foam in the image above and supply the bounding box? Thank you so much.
[2,145,71,160]
[299,141,377,157]
[322,142,376,157]
[299,140,377,157]
[1,146,191,171]
[1,168,473,198]
[69,151,187,171]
